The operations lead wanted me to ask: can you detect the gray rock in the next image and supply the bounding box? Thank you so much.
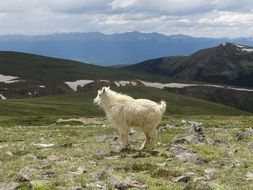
[222,146,238,157]
[69,186,83,190]
[5,151,14,156]
[246,172,253,181]
[33,143,54,148]
[43,171,55,177]
[0,143,6,149]
[191,123,204,134]
[16,174,30,183]
[195,180,220,190]
[182,121,203,132]
[245,128,253,136]
[226,147,238,156]
[236,129,253,141]
[172,134,206,144]
[95,135,118,143]
[247,142,253,149]
[209,160,222,169]
[70,166,87,175]
[176,152,204,164]
[168,144,196,155]
[172,136,190,144]
[91,170,110,180]
[19,167,37,177]
[212,139,224,146]
[0,182,20,190]
[84,182,107,190]
[185,134,207,144]
[206,137,215,145]
[204,168,218,179]
[159,124,174,132]
[236,132,245,141]
[173,175,191,183]
[223,161,236,169]
[108,175,147,190]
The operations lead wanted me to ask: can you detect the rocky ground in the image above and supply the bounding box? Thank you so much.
[0,116,253,190]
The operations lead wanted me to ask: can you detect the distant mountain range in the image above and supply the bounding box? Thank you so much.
[124,43,253,87]
[0,32,253,66]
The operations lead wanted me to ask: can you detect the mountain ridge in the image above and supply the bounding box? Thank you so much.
[1,32,253,66]
[124,43,253,87]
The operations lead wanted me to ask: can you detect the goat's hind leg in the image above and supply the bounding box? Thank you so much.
[144,127,158,150]
[149,128,158,150]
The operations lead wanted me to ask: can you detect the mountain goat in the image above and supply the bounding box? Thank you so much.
[93,87,166,150]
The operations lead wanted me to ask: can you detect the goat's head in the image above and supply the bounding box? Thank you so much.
[93,86,110,106]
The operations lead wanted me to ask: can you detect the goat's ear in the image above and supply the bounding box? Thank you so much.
[106,86,110,89]
[102,87,106,94]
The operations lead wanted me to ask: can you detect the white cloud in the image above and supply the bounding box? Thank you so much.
[110,0,137,10]
[0,0,253,37]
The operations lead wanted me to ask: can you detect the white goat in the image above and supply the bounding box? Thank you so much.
[93,87,166,150]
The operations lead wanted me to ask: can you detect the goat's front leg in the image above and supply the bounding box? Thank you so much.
[118,127,130,149]
[141,132,150,149]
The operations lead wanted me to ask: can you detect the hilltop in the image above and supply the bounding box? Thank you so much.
[124,43,253,87]
[0,51,177,99]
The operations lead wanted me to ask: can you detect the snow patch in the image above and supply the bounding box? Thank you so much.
[139,80,253,92]
[226,86,253,92]
[0,94,6,100]
[114,81,137,87]
[241,48,253,52]
[235,44,244,48]
[114,81,120,87]
[39,85,46,88]
[100,80,110,83]
[139,80,197,89]
[65,80,94,91]
[0,74,22,83]
[119,81,130,86]
[233,44,253,53]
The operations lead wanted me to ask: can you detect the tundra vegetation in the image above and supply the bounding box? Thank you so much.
[0,86,252,190]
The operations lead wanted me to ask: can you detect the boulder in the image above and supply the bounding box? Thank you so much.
[204,168,218,179]
[168,144,196,155]
[108,175,146,190]
[173,175,191,183]
[176,152,204,164]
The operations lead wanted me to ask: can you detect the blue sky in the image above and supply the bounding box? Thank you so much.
[0,0,252,37]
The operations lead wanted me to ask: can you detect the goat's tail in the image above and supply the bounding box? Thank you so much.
[160,100,167,114]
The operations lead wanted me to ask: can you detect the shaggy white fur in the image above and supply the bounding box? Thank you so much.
[94,87,166,150]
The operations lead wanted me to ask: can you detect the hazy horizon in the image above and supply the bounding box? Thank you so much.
[0,31,252,39]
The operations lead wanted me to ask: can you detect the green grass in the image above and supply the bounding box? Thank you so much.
[0,84,252,189]
[0,116,252,189]
[0,86,250,126]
